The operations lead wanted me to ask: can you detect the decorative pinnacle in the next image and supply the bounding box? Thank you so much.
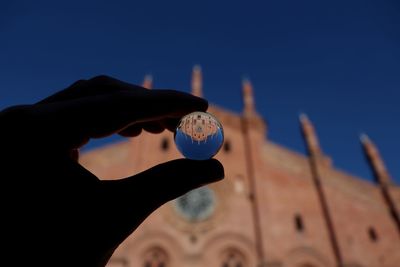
[242,78,255,115]
[360,133,371,144]
[191,65,202,97]
[299,112,323,156]
[360,133,392,185]
[242,77,252,92]
[299,113,310,124]
[193,64,201,73]
[242,74,250,82]
[142,74,153,89]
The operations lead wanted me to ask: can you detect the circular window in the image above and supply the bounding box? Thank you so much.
[174,186,216,222]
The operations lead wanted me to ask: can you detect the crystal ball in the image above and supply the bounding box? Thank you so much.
[174,111,224,160]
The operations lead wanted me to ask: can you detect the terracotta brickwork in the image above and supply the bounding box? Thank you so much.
[80,67,400,267]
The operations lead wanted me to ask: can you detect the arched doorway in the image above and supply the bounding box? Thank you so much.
[142,247,169,267]
[220,248,247,267]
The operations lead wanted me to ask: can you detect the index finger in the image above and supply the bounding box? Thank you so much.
[26,85,208,149]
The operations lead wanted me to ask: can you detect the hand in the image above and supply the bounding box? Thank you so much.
[0,76,224,266]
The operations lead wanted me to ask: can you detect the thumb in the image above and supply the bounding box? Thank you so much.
[96,159,224,255]
[102,158,224,218]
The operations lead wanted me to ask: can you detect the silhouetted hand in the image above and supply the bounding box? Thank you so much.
[0,76,224,266]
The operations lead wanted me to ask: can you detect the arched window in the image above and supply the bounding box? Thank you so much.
[143,247,168,267]
[368,226,378,242]
[220,248,246,267]
[224,140,231,153]
[294,213,305,233]
[161,138,169,151]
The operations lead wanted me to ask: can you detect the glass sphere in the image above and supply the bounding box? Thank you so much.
[174,111,224,160]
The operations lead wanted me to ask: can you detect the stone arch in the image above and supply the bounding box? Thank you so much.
[220,247,247,267]
[284,246,333,267]
[142,246,169,267]
[202,232,257,267]
[118,231,183,267]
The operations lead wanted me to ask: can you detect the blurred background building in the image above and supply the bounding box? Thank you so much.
[80,66,400,267]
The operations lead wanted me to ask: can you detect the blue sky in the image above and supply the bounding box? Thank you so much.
[1,0,399,184]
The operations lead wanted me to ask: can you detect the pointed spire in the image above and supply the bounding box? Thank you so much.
[191,65,202,97]
[360,133,392,185]
[360,133,371,144]
[299,113,310,124]
[142,74,153,89]
[299,113,322,156]
[242,78,255,117]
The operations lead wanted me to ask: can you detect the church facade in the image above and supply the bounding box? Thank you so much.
[80,66,400,267]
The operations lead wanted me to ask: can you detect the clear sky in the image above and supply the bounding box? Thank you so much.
[1,0,399,184]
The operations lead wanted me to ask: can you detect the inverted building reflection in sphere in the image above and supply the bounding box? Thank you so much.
[174,111,224,160]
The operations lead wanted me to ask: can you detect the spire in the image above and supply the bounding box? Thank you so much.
[299,113,322,157]
[360,133,392,185]
[300,113,343,266]
[191,65,202,97]
[142,74,153,89]
[242,78,255,117]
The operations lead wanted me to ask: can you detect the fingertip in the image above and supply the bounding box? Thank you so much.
[119,126,142,137]
[192,95,208,112]
[149,89,209,114]
[178,158,225,183]
[199,158,225,180]
[193,95,208,112]
[88,74,117,84]
[163,118,180,132]
[106,158,225,217]
[132,158,225,189]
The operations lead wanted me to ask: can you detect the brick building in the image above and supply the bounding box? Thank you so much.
[80,66,400,267]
